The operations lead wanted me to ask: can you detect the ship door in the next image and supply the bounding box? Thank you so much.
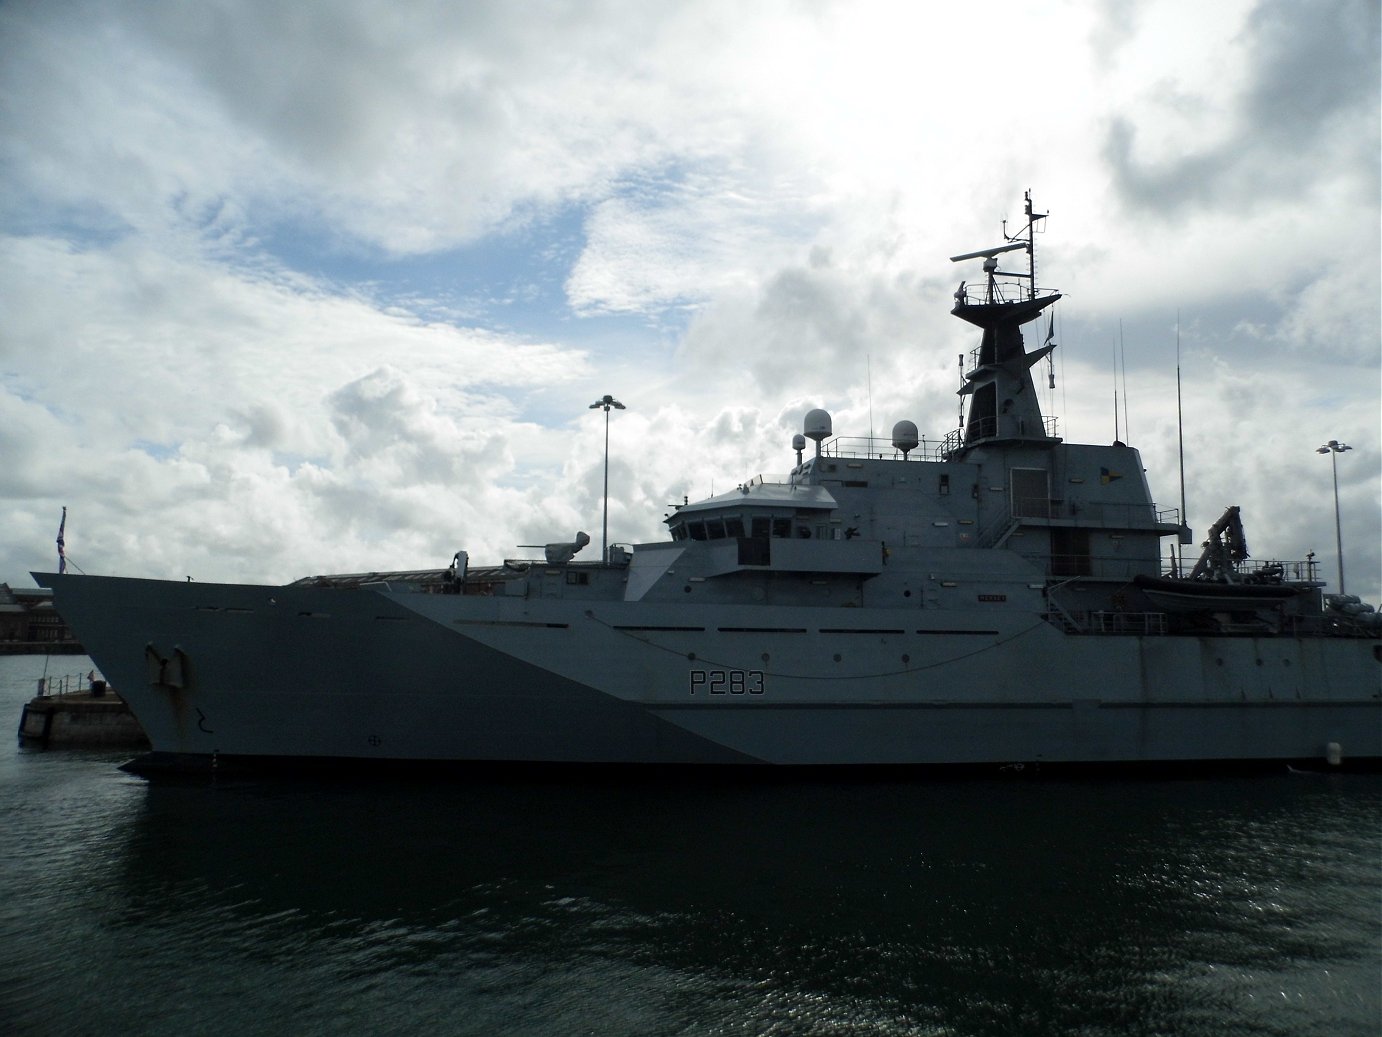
[1010,468,1050,519]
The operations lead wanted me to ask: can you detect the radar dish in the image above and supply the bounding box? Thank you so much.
[949,241,1028,264]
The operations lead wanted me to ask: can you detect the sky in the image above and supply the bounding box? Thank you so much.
[2,0,1379,605]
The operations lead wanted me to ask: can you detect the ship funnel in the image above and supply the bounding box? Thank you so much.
[891,420,919,458]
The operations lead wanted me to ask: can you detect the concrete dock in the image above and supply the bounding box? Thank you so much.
[17,681,149,749]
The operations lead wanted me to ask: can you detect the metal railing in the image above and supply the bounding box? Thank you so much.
[1087,611,1168,635]
[1047,556,1157,580]
[820,437,937,461]
[35,671,103,698]
[954,281,1057,308]
[1157,558,1322,585]
[1009,498,1179,529]
[939,416,1061,457]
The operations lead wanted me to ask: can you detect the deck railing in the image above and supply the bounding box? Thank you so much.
[819,437,936,461]
[35,671,102,698]
[1157,558,1322,584]
[1087,611,1168,635]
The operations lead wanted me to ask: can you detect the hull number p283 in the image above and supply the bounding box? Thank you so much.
[689,669,765,695]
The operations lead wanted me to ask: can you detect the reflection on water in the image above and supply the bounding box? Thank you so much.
[2,655,1379,1036]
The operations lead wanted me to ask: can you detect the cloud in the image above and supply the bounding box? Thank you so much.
[1101,0,1379,216]
[1,0,1377,607]
[0,228,594,581]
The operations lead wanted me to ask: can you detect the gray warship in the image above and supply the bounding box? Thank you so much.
[37,194,1382,772]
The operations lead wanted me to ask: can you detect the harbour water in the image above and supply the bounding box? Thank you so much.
[3,654,1379,1036]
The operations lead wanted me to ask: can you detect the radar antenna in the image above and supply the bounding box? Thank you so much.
[949,189,1047,304]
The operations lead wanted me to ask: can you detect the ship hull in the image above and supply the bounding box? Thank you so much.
[35,573,1382,771]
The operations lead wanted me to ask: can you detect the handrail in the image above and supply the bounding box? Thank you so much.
[36,670,102,698]
[1157,558,1322,585]
[820,437,937,461]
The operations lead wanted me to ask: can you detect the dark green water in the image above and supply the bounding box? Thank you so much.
[3,655,1379,1036]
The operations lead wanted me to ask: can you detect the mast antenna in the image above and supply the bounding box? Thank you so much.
[1176,312,1187,551]
[1119,320,1130,443]
[957,353,965,431]
[1112,336,1120,444]
[867,354,874,455]
[1017,189,1047,301]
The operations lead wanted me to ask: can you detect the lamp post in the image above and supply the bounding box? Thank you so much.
[589,394,625,563]
[1315,439,1352,594]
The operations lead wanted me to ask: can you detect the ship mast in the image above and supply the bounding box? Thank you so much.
[947,191,1061,454]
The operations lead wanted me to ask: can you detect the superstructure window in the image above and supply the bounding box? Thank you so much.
[1052,528,1092,576]
[738,537,770,565]
[1011,469,1050,519]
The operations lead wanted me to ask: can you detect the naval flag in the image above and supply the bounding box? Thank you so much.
[56,507,66,574]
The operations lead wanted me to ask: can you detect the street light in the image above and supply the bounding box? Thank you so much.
[1315,439,1352,594]
[589,394,625,563]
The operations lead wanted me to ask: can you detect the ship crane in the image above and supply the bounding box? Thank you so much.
[1189,506,1251,582]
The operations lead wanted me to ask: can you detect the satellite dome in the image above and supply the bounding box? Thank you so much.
[803,409,832,443]
[791,433,806,452]
[892,420,919,456]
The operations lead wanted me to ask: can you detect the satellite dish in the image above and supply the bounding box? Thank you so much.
[891,420,919,457]
[803,409,832,443]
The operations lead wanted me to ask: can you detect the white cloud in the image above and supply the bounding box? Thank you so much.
[0,0,1377,605]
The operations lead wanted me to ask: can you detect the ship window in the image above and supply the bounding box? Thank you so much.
[751,516,771,538]
[772,518,792,538]
[738,537,770,565]
[688,521,707,541]
[565,570,590,586]
[1011,469,1050,519]
[939,473,950,495]
[725,517,745,538]
[705,518,726,539]
[1052,528,1091,576]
